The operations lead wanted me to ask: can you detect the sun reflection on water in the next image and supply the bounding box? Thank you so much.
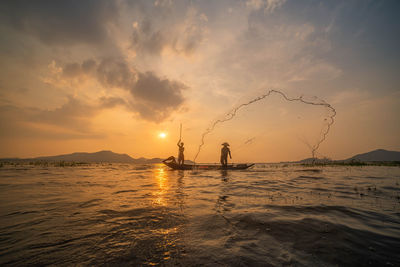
[147,165,185,265]
[153,166,169,206]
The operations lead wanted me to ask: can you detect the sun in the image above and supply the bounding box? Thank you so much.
[158,132,167,139]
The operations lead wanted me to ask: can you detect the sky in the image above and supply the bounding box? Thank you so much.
[0,0,399,162]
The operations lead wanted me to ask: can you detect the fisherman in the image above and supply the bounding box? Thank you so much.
[220,142,232,167]
[162,156,176,164]
[177,140,185,165]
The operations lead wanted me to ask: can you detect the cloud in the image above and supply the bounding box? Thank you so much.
[34,96,98,128]
[0,97,104,139]
[246,0,287,13]
[0,0,119,46]
[130,7,208,56]
[62,63,82,78]
[60,58,186,122]
[154,0,173,7]
[62,59,97,78]
[246,0,264,10]
[265,0,287,13]
[0,94,175,139]
[131,19,165,55]
[208,10,341,95]
[130,71,186,122]
[96,58,137,89]
[99,96,127,109]
[133,72,185,106]
[330,88,371,105]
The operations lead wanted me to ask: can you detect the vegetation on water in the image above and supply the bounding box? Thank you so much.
[0,159,399,168]
[301,161,400,167]
[0,161,90,167]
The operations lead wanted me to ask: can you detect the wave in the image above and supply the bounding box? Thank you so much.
[1,164,399,266]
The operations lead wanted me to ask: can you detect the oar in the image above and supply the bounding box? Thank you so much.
[179,123,182,141]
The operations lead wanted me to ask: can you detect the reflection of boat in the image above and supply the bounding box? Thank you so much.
[162,156,254,170]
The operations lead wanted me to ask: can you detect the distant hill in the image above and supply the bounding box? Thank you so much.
[4,149,398,164]
[33,150,135,163]
[131,157,164,164]
[295,157,332,164]
[0,150,194,164]
[346,149,400,162]
[294,149,400,163]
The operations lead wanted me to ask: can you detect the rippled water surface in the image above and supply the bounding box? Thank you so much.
[1,163,400,266]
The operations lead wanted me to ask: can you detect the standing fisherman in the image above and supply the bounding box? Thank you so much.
[177,140,184,165]
[177,123,184,165]
[220,142,232,167]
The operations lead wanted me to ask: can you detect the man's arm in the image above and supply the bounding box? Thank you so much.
[229,149,232,159]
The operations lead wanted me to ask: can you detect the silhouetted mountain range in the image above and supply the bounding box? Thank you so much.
[345,149,400,162]
[295,157,331,164]
[1,149,399,164]
[34,151,136,163]
[296,149,400,163]
[0,150,194,164]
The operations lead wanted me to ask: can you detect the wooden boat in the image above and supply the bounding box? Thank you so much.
[162,156,254,170]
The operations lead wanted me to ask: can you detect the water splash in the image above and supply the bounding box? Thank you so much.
[193,89,336,162]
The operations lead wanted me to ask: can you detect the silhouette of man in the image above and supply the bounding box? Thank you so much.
[220,142,232,167]
[177,140,184,165]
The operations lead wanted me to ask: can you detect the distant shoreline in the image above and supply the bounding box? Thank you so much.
[0,149,399,165]
[0,160,399,168]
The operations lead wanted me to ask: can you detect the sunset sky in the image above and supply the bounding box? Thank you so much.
[0,0,399,162]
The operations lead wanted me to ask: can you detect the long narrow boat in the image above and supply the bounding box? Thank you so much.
[162,157,254,170]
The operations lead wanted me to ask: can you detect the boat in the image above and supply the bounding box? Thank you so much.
[162,156,254,170]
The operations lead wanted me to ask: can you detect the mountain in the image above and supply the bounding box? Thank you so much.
[295,157,332,164]
[34,150,135,163]
[5,149,398,164]
[126,157,194,164]
[294,149,400,164]
[0,150,194,164]
[346,149,400,162]
[131,157,164,164]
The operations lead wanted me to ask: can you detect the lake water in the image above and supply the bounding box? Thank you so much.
[1,163,399,266]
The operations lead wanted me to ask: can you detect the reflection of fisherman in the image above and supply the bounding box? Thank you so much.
[220,142,232,167]
[177,140,184,165]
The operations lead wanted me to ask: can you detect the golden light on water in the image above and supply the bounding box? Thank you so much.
[153,166,168,206]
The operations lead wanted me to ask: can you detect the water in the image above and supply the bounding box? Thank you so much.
[0,163,399,266]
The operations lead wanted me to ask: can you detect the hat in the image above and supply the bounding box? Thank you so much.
[221,142,229,146]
